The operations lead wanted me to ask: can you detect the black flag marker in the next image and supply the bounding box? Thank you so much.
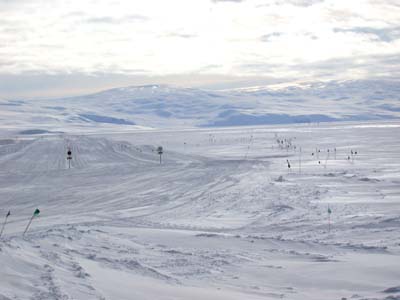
[0,210,11,238]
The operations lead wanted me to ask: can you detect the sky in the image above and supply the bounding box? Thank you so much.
[0,0,399,99]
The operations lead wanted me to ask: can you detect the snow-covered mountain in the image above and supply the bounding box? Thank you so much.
[1,80,399,133]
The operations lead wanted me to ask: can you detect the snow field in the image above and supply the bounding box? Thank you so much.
[0,121,399,299]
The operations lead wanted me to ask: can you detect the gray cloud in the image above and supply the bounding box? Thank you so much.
[258,0,325,7]
[237,53,400,80]
[0,72,279,99]
[260,32,282,42]
[166,33,197,39]
[334,26,400,42]
[86,16,116,23]
[384,0,400,8]
[35,44,64,49]
[86,14,149,24]
[0,73,152,99]
[303,32,318,40]
[239,62,282,73]
[0,0,398,99]
[64,11,87,18]
[0,60,17,67]
[196,64,224,72]
[124,14,149,21]
[294,54,400,79]
[285,0,324,7]
[212,0,243,3]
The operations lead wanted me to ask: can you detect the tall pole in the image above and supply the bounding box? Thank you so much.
[328,212,330,233]
[157,146,163,164]
[23,209,40,236]
[23,215,35,236]
[324,149,330,169]
[328,205,332,233]
[0,211,10,238]
[299,147,302,174]
[67,148,72,169]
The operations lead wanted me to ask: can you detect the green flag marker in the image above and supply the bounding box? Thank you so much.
[23,208,41,236]
[328,206,332,233]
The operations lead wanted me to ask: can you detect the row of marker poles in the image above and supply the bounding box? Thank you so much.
[289,147,347,173]
[0,209,40,239]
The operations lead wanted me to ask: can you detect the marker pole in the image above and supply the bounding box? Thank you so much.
[299,147,302,174]
[0,211,10,238]
[23,215,35,236]
[328,213,331,233]
[23,209,40,236]
[328,206,332,233]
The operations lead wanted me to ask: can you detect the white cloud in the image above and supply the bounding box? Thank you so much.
[0,0,399,82]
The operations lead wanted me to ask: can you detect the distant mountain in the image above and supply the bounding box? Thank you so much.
[0,80,399,132]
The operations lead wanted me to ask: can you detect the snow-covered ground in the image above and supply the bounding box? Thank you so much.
[0,121,399,300]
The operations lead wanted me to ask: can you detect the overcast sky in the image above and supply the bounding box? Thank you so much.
[0,0,399,99]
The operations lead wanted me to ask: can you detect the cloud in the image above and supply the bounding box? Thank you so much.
[165,33,197,39]
[0,0,399,98]
[333,26,400,42]
[0,72,279,99]
[86,16,115,23]
[260,32,282,42]
[258,0,325,8]
[86,14,149,24]
[211,0,243,3]
[0,60,17,67]
[302,53,400,78]
[124,14,149,21]
[64,11,87,18]
[238,62,282,74]
[284,0,325,7]
[236,53,400,81]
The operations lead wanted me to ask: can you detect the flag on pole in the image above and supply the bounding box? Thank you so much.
[23,208,41,236]
[327,206,332,233]
[0,210,11,238]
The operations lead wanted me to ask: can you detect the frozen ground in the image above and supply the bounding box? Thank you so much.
[0,121,399,300]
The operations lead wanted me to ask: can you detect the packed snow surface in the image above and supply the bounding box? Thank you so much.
[0,121,399,300]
